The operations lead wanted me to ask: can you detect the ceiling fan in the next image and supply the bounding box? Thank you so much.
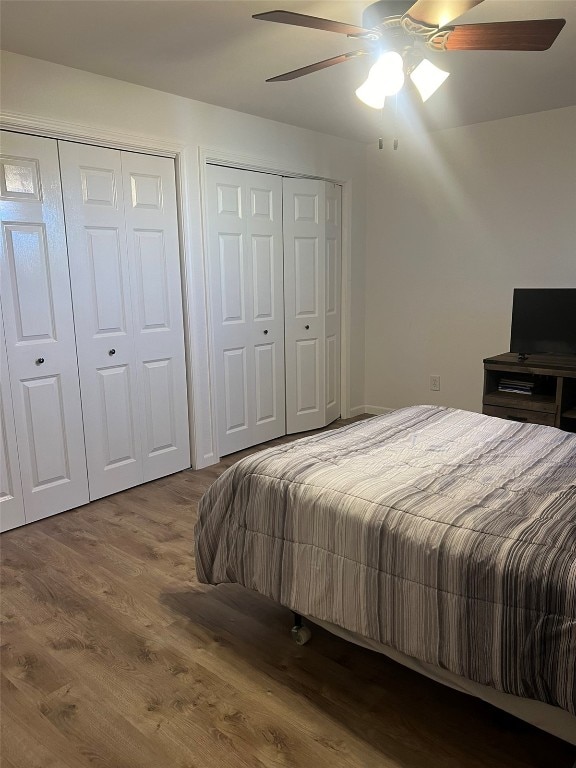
[253,1,566,108]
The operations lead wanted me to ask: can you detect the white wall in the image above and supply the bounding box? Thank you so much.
[364,106,576,414]
[0,50,367,466]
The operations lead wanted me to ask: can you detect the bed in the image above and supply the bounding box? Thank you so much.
[195,405,576,744]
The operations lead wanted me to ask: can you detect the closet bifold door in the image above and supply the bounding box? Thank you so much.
[205,164,285,456]
[283,178,341,433]
[0,131,89,523]
[120,151,190,482]
[59,142,142,500]
[59,142,190,500]
[0,318,25,531]
[324,182,342,427]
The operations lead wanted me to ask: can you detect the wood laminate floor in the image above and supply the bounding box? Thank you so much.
[1,418,575,768]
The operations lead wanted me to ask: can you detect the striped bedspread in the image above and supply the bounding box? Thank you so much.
[195,406,576,714]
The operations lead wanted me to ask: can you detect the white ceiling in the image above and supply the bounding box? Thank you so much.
[1,0,575,143]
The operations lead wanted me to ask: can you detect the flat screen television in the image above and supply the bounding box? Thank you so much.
[510,289,576,355]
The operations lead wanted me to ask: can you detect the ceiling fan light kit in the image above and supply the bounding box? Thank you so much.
[254,1,566,126]
[409,59,450,102]
[355,55,450,109]
[356,51,405,108]
[355,79,386,110]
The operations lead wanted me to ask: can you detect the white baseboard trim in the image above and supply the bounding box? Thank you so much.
[349,405,395,417]
[364,405,395,416]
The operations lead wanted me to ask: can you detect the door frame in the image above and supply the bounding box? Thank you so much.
[199,146,352,461]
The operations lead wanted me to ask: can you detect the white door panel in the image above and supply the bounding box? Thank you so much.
[294,238,319,317]
[295,339,321,416]
[254,342,277,424]
[324,184,342,426]
[284,179,324,432]
[59,142,142,499]
[326,239,338,315]
[294,192,319,223]
[85,226,129,335]
[283,179,341,433]
[3,223,56,340]
[326,335,338,411]
[223,346,249,434]
[219,233,245,324]
[121,151,190,481]
[0,131,89,522]
[0,321,25,531]
[217,182,242,216]
[60,144,190,495]
[248,185,285,446]
[0,155,42,201]
[141,355,184,474]
[133,230,171,331]
[96,364,138,469]
[206,165,285,455]
[21,375,70,488]
[208,169,251,455]
[252,235,274,320]
[142,358,178,457]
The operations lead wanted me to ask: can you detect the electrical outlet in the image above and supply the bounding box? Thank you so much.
[430,375,441,392]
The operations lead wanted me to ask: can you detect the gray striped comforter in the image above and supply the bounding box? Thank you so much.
[195,406,576,714]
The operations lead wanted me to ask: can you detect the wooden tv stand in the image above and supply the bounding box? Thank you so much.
[482,353,576,432]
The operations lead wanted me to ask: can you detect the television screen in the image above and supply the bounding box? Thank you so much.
[510,289,576,355]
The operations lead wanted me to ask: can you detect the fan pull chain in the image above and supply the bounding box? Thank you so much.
[393,93,399,150]
[378,99,400,150]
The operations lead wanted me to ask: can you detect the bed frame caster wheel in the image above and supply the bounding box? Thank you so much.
[291,624,312,645]
[291,614,311,645]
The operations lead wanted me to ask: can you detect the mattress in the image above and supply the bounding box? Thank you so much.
[195,405,576,718]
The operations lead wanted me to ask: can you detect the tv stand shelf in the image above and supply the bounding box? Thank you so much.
[482,353,576,432]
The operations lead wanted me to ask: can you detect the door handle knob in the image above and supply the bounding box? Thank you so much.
[109,349,116,356]
[305,325,310,330]
[263,330,269,335]
[35,357,45,365]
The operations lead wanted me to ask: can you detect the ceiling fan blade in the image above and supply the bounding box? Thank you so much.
[266,51,367,82]
[444,19,566,51]
[404,1,485,28]
[253,10,374,38]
